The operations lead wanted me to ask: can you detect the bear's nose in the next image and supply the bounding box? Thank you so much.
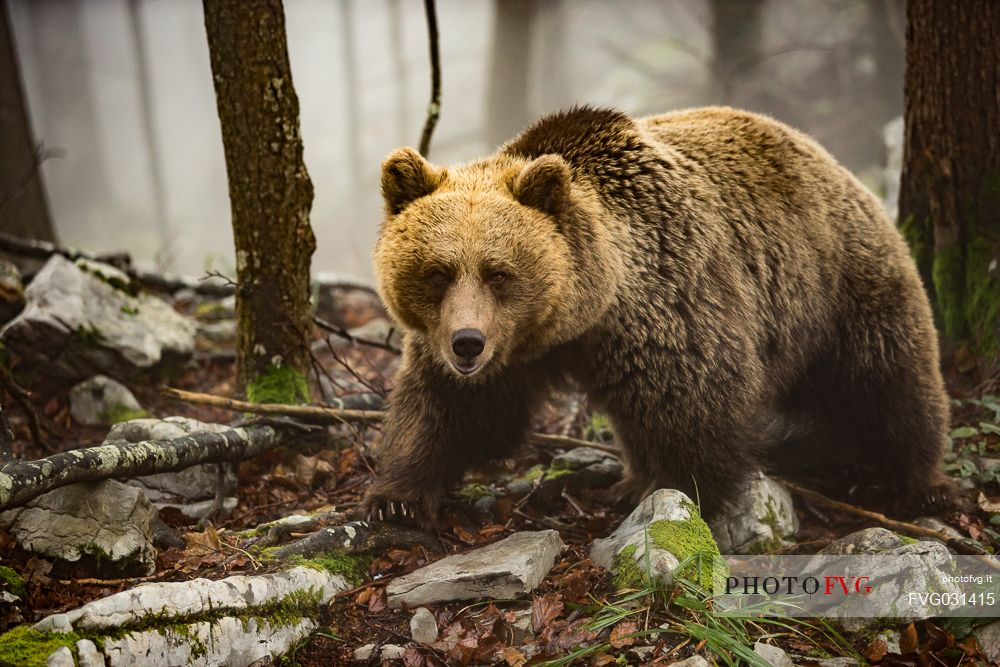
[452,328,485,360]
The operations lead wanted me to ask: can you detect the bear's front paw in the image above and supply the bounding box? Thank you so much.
[358,487,441,530]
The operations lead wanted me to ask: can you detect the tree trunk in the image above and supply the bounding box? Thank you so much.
[898,0,1000,359]
[487,0,536,147]
[0,0,56,242]
[203,0,316,401]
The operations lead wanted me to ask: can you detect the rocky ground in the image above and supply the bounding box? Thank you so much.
[0,252,998,666]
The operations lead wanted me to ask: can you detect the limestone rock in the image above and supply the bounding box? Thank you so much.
[410,607,439,644]
[975,620,1000,663]
[0,255,195,380]
[387,530,564,608]
[753,641,794,667]
[819,527,904,555]
[353,643,406,661]
[69,375,144,426]
[0,479,157,575]
[711,472,798,554]
[34,567,346,633]
[537,447,623,496]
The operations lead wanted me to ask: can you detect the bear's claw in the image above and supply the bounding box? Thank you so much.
[365,498,418,525]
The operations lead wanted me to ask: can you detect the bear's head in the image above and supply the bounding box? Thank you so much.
[375,147,614,381]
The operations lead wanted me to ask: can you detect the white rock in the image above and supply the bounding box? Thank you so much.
[671,657,709,667]
[76,639,105,667]
[0,479,157,574]
[819,527,904,555]
[100,616,317,667]
[410,607,438,644]
[0,255,196,379]
[753,641,794,667]
[505,608,533,644]
[69,375,143,426]
[353,643,406,661]
[814,659,858,667]
[33,566,346,633]
[387,530,564,608]
[46,646,74,667]
[975,620,1000,663]
[711,472,798,553]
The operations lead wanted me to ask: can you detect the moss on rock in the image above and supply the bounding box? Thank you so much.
[0,626,82,667]
[0,565,25,598]
[647,509,723,590]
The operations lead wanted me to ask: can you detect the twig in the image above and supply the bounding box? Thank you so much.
[780,480,957,544]
[0,364,49,453]
[162,387,383,424]
[417,0,441,158]
[164,387,626,458]
[0,423,298,511]
[313,314,401,355]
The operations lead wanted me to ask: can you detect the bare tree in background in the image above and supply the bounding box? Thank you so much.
[899,0,1000,360]
[0,0,55,242]
[487,0,536,147]
[203,0,316,402]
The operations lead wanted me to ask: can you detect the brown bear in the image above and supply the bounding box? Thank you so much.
[362,106,952,527]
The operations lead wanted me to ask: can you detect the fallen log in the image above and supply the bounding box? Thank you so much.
[0,423,296,511]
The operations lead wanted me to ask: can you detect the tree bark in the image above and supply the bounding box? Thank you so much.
[203,0,316,401]
[0,0,56,242]
[898,0,1000,359]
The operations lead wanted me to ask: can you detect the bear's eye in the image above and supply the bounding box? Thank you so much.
[490,272,507,285]
[427,270,449,286]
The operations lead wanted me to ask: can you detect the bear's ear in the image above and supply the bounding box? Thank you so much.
[381,147,443,215]
[513,155,570,216]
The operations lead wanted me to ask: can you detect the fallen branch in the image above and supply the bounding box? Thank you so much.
[165,387,624,456]
[163,387,384,424]
[273,520,441,559]
[0,231,234,297]
[781,480,960,545]
[0,423,296,511]
[0,363,48,452]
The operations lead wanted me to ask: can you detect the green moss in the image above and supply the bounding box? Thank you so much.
[542,467,575,482]
[648,509,724,590]
[963,231,1000,358]
[747,499,786,555]
[612,544,645,590]
[896,534,918,546]
[456,483,493,503]
[521,464,546,482]
[284,553,370,586]
[100,406,149,424]
[0,626,82,667]
[932,242,967,342]
[246,365,310,405]
[0,565,25,598]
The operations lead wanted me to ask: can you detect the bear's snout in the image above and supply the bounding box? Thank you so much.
[451,328,486,368]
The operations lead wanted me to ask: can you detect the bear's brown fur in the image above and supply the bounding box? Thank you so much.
[363,106,952,526]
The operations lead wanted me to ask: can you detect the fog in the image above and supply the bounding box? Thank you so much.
[7,0,904,279]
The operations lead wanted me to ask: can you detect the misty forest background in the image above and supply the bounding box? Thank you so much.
[3,0,908,280]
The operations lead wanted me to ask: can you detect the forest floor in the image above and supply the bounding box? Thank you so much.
[1,291,999,666]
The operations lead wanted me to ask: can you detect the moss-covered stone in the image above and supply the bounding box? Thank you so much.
[456,483,494,503]
[0,565,25,598]
[648,511,723,590]
[612,544,645,590]
[100,405,150,424]
[246,365,310,405]
[284,553,370,586]
[0,626,82,667]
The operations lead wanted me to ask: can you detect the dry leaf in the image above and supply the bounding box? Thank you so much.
[900,622,919,654]
[610,620,639,648]
[497,646,527,667]
[183,526,223,556]
[531,592,564,633]
[977,492,1000,513]
[864,636,888,662]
